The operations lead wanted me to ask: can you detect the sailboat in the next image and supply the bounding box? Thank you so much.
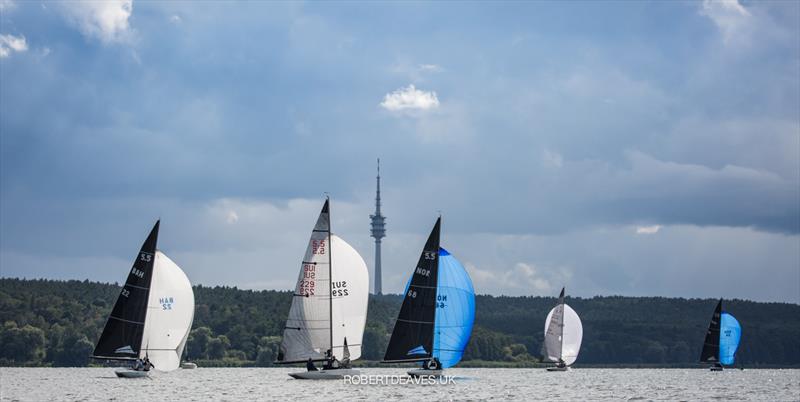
[275,198,370,380]
[700,299,742,371]
[542,287,583,371]
[92,221,195,378]
[382,217,475,377]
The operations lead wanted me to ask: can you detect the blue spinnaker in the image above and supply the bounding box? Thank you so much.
[719,312,741,365]
[432,247,475,368]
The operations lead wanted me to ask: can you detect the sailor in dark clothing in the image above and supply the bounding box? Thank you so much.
[306,358,318,372]
[142,356,154,371]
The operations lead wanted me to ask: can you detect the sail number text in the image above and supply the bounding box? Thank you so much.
[139,253,152,262]
[423,251,436,260]
[312,239,326,255]
[415,267,431,277]
[299,264,316,296]
[131,268,145,279]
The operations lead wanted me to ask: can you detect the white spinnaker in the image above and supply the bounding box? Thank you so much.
[544,303,583,366]
[329,234,369,361]
[280,213,331,361]
[140,251,195,371]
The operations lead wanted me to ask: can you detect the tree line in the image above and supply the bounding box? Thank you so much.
[1,278,798,367]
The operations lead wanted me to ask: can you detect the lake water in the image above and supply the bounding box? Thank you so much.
[1,367,798,401]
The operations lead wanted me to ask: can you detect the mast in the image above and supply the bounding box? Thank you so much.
[559,287,565,362]
[327,195,333,360]
[370,159,386,295]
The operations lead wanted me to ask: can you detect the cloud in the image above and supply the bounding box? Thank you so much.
[0,34,27,58]
[465,261,570,296]
[636,225,662,235]
[0,0,15,12]
[380,85,440,112]
[58,0,134,44]
[542,149,563,169]
[700,0,752,45]
[169,15,182,24]
[418,64,443,73]
[226,210,239,224]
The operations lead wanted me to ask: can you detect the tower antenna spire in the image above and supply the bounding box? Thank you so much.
[370,158,386,295]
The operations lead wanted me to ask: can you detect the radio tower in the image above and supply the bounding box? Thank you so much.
[370,158,386,295]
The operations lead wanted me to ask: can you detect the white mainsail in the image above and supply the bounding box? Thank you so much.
[279,201,369,363]
[140,251,195,371]
[543,289,583,366]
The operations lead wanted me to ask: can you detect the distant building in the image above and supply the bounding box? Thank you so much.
[370,159,386,295]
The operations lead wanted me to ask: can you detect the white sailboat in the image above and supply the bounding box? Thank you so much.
[543,287,582,371]
[91,221,195,378]
[275,198,370,380]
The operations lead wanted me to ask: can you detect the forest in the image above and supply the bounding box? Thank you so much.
[1,278,798,367]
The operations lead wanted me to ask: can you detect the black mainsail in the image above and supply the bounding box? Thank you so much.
[92,221,159,360]
[700,299,723,362]
[383,217,441,363]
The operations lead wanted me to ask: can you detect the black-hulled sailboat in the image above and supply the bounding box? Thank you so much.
[92,221,195,378]
[382,217,475,377]
[700,299,742,371]
[275,198,370,379]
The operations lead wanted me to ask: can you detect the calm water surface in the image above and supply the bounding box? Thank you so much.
[2,368,799,401]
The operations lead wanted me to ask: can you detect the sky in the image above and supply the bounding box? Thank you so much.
[1,0,798,302]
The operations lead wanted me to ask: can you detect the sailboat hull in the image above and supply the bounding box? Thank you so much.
[289,368,361,380]
[546,366,570,372]
[407,368,444,377]
[710,365,724,371]
[115,369,150,378]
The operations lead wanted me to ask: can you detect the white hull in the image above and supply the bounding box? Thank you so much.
[180,362,198,369]
[407,368,444,377]
[289,368,360,380]
[115,369,150,378]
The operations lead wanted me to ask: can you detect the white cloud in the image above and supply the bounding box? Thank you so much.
[380,84,440,112]
[418,64,443,73]
[58,0,134,44]
[636,225,662,235]
[0,34,27,58]
[226,210,239,224]
[700,0,752,45]
[0,0,15,12]
[465,261,570,296]
[170,15,182,24]
[542,149,564,169]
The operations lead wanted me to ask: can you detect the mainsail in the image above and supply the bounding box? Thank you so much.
[383,218,441,363]
[700,299,722,362]
[93,221,160,360]
[277,199,369,364]
[543,287,583,366]
[431,247,475,369]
